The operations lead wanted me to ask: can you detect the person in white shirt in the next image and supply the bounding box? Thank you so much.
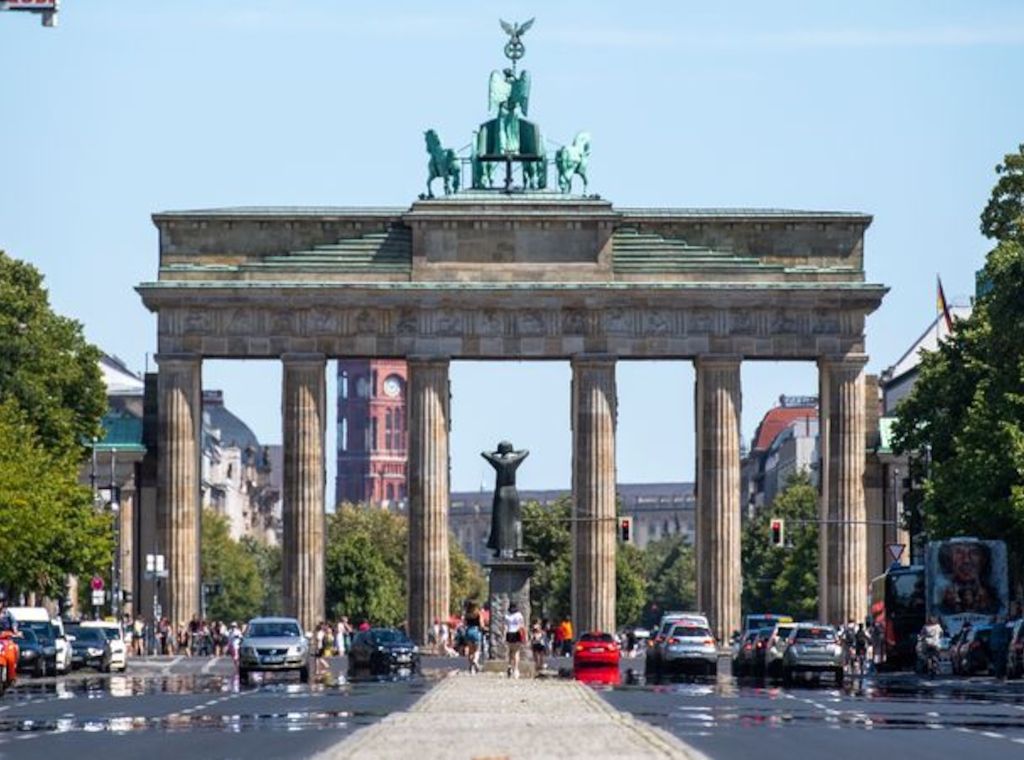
[504,602,526,678]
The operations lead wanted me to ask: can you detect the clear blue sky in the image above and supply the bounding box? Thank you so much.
[2,1,1022,497]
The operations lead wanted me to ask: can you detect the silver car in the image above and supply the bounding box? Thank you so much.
[239,617,310,684]
[657,622,718,676]
[781,623,844,683]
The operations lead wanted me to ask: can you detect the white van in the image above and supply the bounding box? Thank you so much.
[6,607,69,674]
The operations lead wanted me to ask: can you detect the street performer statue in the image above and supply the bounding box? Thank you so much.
[483,441,529,558]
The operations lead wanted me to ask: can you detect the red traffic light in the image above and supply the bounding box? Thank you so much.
[770,518,784,547]
[619,518,631,542]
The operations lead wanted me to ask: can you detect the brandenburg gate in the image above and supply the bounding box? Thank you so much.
[137,21,885,644]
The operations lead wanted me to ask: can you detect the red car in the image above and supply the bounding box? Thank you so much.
[573,631,621,669]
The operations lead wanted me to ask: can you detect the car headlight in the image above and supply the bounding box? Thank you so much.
[241,646,257,657]
[287,645,306,656]
[412,645,419,654]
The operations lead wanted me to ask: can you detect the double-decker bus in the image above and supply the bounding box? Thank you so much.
[870,564,926,669]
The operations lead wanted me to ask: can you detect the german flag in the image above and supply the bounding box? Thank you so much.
[936,275,954,333]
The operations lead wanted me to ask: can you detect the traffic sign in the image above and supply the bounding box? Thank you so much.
[90,576,104,591]
[90,590,105,606]
[887,543,905,563]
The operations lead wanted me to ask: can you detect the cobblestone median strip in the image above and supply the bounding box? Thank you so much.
[316,673,707,759]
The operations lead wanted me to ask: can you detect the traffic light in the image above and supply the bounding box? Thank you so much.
[770,518,784,547]
[619,517,633,543]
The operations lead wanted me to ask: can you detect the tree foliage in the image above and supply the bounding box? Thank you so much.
[200,509,264,623]
[893,143,1024,585]
[641,533,696,627]
[741,472,820,621]
[324,505,484,626]
[522,496,681,628]
[239,536,283,616]
[0,251,105,460]
[0,400,112,599]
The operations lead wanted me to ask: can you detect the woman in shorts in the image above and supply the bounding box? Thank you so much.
[504,602,525,678]
[530,621,546,675]
[464,601,483,674]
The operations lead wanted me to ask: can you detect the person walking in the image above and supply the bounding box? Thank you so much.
[530,621,546,676]
[504,602,525,678]
[464,601,483,674]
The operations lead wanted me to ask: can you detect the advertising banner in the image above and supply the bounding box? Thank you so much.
[925,538,1008,635]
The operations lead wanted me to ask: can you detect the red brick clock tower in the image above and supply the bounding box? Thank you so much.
[336,359,408,507]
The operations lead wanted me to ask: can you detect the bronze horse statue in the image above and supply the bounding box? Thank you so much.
[425,129,460,198]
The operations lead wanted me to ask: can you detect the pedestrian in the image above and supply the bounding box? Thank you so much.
[559,617,574,657]
[854,624,869,676]
[530,621,546,675]
[504,602,525,678]
[990,615,1010,680]
[464,600,483,674]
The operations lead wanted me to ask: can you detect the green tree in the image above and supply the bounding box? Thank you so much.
[239,536,283,616]
[642,534,696,627]
[522,497,572,621]
[324,504,484,625]
[741,472,820,621]
[200,509,264,622]
[616,542,647,627]
[893,144,1024,587]
[0,400,112,599]
[0,251,105,460]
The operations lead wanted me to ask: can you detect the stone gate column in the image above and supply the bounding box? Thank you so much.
[156,353,202,628]
[571,356,617,636]
[407,358,450,645]
[282,353,326,633]
[818,354,868,625]
[695,356,742,644]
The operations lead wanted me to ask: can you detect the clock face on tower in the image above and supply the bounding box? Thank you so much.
[383,375,402,398]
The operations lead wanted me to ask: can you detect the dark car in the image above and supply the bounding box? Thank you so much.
[732,629,768,677]
[67,626,111,671]
[17,620,59,677]
[349,628,419,674]
[17,629,57,677]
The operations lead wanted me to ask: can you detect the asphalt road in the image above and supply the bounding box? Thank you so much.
[599,657,1024,759]
[0,656,445,760]
[4,655,1024,758]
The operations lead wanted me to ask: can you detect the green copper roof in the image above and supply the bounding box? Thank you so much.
[612,228,774,273]
[94,410,145,453]
[251,226,411,273]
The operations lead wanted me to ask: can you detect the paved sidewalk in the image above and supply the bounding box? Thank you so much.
[316,672,707,759]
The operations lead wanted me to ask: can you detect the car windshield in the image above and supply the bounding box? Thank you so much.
[22,621,55,642]
[248,622,302,638]
[580,632,615,642]
[20,629,38,644]
[74,628,105,643]
[671,626,710,638]
[794,627,835,640]
[775,626,794,639]
[89,627,120,641]
[372,629,409,644]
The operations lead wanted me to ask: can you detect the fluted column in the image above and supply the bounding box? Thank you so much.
[571,356,617,635]
[156,353,202,628]
[282,353,326,633]
[695,356,742,644]
[818,354,868,625]
[407,358,450,645]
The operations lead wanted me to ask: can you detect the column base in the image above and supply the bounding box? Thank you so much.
[485,558,535,662]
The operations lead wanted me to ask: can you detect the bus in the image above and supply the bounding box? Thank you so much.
[870,565,925,669]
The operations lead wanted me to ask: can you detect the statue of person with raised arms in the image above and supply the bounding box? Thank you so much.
[483,441,529,558]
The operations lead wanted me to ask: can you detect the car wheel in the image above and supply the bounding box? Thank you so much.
[833,667,844,683]
[239,668,251,686]
[299,666,310,684]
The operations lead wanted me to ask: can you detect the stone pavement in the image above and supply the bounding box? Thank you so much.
[316,672,707,759]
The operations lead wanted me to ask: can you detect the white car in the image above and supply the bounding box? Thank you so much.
[52,618,72,673]
[81,621,127,672]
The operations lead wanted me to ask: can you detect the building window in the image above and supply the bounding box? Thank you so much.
[371,370,378,398]
[371,416,378,452]
[386,409,394,449]
[340,418,348,451]
[340,370,349,399]
[386,483,394,501]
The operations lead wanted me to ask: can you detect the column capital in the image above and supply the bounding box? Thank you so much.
[570,353,617,367]
[818,353,869,371]
[155,352,201,367]
[694,354,742,370]
[281,352,326,366]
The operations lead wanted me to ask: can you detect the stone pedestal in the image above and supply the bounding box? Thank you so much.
[571,356,617,637]
[818,355,868,625]
[156,353,202,627]
[407,358,451,645]
[695,356,742,644]
[486,558,534,662]
[282,353,326,634]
